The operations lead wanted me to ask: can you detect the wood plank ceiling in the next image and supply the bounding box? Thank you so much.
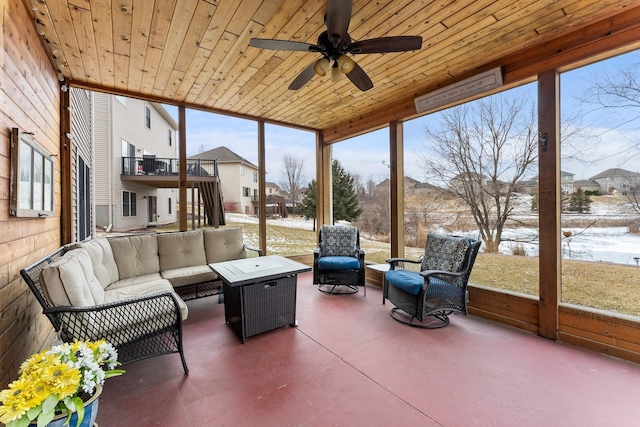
[28,0,635,135]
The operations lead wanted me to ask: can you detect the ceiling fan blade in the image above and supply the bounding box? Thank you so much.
[348,36,423,54]
[249,38,316,52]
[326,0,352,47]
[288,62,318,90]
[346,62,373,92]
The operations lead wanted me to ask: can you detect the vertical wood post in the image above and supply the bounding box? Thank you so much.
[389,120,404,259]
[258,120,267,254]
[316,132,332,230]
[538,69,561,339]
[178,106,187,232]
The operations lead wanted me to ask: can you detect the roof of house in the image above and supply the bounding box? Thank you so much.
[573,179,600,188]
[188,146,258,169]
[589,168,640,179]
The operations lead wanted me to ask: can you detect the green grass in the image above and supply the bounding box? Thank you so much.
[154,220,640,317]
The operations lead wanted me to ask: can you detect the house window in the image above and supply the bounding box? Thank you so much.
[123,191,137,217]
[243,187,250,197]
[145,106,151,129]
[168,129,172,146]
[240,165,244,175]
[9,128,54,217]
[168,197,172,214]
[253,171,258,183]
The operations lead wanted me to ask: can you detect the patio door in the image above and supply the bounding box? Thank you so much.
[148,196,157,224]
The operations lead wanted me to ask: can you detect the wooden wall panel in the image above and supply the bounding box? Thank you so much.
[467,285,540,334]
[0,0,60,389]
[559,305,640,364]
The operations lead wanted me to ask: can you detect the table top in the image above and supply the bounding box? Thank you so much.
[209,255,311,287]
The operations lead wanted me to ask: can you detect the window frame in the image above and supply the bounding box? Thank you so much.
[145,106,151,129]
[122,191,137,217]
[9,128,55,218]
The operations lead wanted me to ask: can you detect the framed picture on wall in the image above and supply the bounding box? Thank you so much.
[10,128,55,217]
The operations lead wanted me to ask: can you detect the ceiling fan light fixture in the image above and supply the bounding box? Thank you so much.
[331,64,346,82]
[337,55,355,74]
[313,58,330,76]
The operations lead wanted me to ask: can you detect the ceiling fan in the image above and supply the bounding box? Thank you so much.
[249,0,423,92]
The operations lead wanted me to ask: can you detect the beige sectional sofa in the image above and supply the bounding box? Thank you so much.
[20,226,259,374]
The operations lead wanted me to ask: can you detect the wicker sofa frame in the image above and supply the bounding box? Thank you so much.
[20,245,190,374]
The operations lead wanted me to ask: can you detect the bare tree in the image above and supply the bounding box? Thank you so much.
[419,94,537,252]
[279,154,306,208]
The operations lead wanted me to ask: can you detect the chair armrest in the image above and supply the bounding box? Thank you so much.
[43,291,183,345]
[386,258,421,270]
[419,269,467,288]
[244,243,264,257]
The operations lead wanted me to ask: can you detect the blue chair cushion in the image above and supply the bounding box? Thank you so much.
[386,270,424,295]
[318,256,360,270]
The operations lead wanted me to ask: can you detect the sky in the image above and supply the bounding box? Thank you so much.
[165,49,640,187]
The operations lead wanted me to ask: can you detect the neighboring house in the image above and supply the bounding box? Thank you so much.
[376,177,421,192]
[189,146,259,215]
[266,182,281,196]
[91,93,178,231]
[573,179,601,194]
[410,181,443,196]
[450,172,488,194]
[560,171,575,195]
[589,168,640,195]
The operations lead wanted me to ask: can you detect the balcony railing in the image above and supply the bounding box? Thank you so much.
[121,157,218,177]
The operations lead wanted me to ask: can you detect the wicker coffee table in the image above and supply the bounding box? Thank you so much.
[209,255,311,343]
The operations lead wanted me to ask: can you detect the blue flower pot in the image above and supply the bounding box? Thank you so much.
[30,386,100,427]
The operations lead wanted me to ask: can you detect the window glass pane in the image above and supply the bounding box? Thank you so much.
[332,129,390,263]
[44,158,53,212]
[18,141,32,209]
[406,83,539,296]
[560,50,640,316]
[123,191,130,217]
[131,192,137,216]
[33,151,43,210]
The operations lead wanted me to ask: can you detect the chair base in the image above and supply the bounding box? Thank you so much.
[318,284,360,295]
[389,307,450,329]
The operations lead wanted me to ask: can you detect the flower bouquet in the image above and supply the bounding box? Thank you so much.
[0,340,124,427]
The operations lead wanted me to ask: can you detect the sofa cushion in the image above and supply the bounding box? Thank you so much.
[161,266,218,288]
[319,225,359,258]
[203,227,246,264]
[158,230,207,271]
[105,273,164,291]
[40,249,105,306]
[109,234,160,279]
[317,256,360,270]
[421,234,471,273]
[78,238,119,288]
[104,279,188,320]
[385,270,424,296]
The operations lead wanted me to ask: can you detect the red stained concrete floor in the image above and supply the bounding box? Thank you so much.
[96,272,640,427]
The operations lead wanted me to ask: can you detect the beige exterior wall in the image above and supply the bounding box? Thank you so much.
[93,94,179,231]
[218,162,259,214]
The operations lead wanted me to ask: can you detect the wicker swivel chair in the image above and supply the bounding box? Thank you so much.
[383,233,480,328]
[313,225,366,295]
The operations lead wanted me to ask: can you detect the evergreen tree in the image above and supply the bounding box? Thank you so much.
[567,187,592,213]
[332,159,362,222]
[298,179,317,219]
[298,160,362,225]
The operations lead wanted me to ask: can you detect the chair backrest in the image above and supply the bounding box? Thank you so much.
[421,233,477,273]
[318,225,360,258]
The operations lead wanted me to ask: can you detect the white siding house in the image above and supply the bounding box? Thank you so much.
[189,147,259,215]
[92,94,179,231]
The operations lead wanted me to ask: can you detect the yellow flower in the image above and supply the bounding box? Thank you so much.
[44,363,81,399]
[0,377,30,424]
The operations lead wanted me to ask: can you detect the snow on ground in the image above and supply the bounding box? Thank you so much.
[226,213,316,230]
